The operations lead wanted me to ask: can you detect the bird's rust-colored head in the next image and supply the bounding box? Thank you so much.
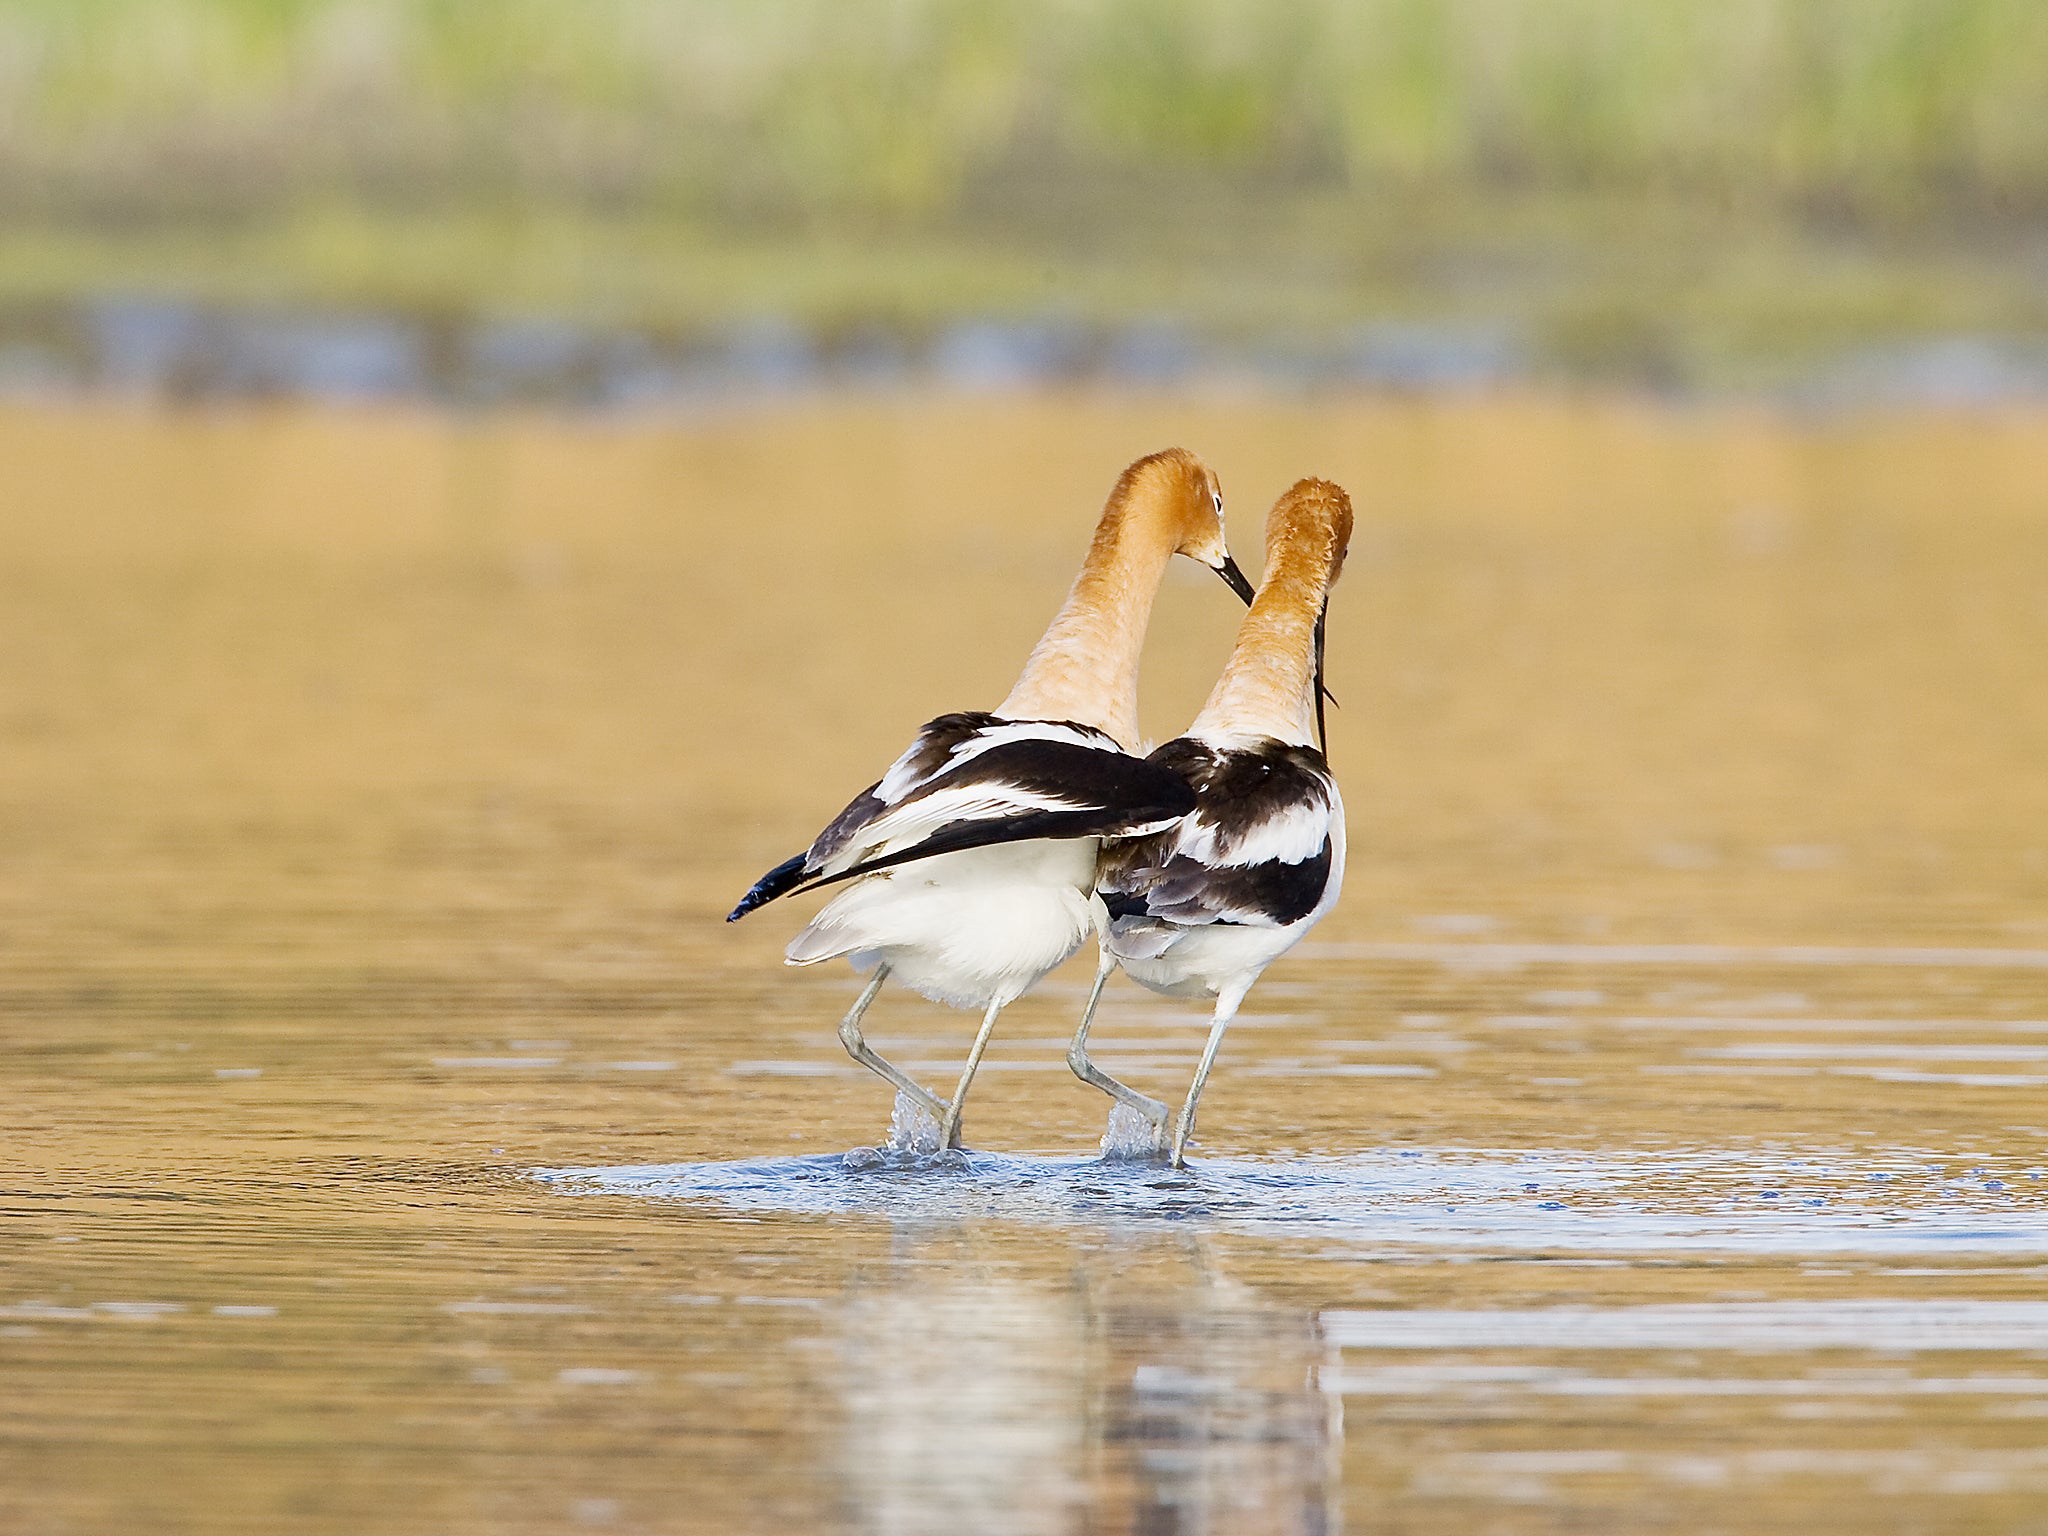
[1106,447,1253,600]
[1262,476,1353,590]
[996,447,1247,747]
[1190,476,1353,750]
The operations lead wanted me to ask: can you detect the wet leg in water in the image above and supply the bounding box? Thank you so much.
[1171,985,1248,1168]
[836,965,950,1124]
[939,997,1006,1151]
[1066,948,1171,1144]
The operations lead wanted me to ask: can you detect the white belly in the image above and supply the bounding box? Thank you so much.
[785,838,1100,1010]
[1116,921,1307,1000]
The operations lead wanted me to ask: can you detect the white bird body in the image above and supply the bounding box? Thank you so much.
[1109,784,1345,1001]
[767,710,1196,1004]
[1097,734,1346,1013]
[1069,477,1355,1166]
[778,714,1162,1008]
[729,449,1250,1148]
[790,835,1104,1010]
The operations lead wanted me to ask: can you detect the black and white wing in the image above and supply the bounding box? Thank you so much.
[1098,737,1338,934]
[727,712,1197,920]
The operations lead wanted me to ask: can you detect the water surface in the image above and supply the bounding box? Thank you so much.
[4,393,2046,1532]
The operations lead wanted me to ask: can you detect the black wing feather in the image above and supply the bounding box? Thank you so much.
[728,725,1194,921]
[1122,840,1333,927]
[726,853,810,922]
[1100,737,1337,930]
[760,793,1187,902]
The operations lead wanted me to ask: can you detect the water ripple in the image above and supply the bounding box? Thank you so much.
[535,1145,2048,1257]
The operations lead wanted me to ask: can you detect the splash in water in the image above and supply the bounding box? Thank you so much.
[838,1091,966,1171]
[1100,1103,1168,1161]
[886,1089,943,1155]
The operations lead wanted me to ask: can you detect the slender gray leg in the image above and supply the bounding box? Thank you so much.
[939,997,1005,1151]
[1170,988,1246,1169]
[836,965,949,1123]
[1066,948,1169,1129]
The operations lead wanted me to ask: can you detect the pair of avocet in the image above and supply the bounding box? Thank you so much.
[728,450,1350,1167]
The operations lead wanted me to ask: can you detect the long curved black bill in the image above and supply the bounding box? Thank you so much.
[1214,554,1256,604]
[1313,606,1330,754]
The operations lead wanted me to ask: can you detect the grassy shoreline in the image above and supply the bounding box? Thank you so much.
[9,0,2048,218]
[4,191,2045,393]
[7,1,2048,388]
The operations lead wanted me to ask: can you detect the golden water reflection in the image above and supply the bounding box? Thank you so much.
[3,393,2046,1532]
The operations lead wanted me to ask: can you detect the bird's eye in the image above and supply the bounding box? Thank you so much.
[1212,492,1223,513]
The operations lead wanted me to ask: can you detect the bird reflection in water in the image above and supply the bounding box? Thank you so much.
[834,1236,1340,1534]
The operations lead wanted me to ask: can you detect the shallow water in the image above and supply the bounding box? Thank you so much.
[4,393,2047,1533]
[545,1138,2048,1258]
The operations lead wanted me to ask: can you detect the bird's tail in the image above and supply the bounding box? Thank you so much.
[782,877,893,966]
[726,853,810,922]
[783,912,864,966]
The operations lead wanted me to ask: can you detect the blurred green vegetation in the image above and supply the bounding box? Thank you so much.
[11,0,2048,216]
[2,0,2045,370]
